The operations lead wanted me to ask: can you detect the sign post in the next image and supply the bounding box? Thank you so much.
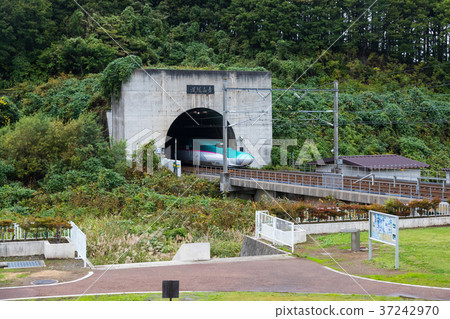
[369,210,400,269]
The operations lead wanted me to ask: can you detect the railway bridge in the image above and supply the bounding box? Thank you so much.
[187,166,449,205]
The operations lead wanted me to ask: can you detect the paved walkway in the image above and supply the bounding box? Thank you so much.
[1,256,449,300]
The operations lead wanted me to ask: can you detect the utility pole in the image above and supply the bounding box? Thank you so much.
[223,78,228,174]
[334,80,339,173]
[174,138,178,162]
[174,137,178,175]
[220,78,230,192]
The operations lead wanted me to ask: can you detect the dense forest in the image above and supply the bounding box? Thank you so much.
[0,0,449,263]
[0,0,449,85]
[0,0,449,174]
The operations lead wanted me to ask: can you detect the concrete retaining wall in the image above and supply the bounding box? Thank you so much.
[298,216,450,234]
[240,236,287,257]
[0,240,75,258]
[172,243,210,261]
[43,241,75,259]
[0,241,45,257]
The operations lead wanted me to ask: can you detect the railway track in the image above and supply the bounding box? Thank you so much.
[182,166,450,200]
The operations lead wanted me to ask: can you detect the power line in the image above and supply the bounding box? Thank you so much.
[275,106,450,116]
[273,119,449,126]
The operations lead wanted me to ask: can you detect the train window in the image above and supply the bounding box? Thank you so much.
[240,147,244,152]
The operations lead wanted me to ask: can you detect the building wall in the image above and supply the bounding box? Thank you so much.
[109,69,272,168]
[373,169,421,182]
[317,164,421,181]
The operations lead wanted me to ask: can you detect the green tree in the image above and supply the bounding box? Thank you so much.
[0,113,125,184]
[38,36,116,76]
[0,96,21,127]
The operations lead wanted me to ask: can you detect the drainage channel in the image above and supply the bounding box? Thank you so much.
[6,260,45,269]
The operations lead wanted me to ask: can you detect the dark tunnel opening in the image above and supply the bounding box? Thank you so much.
[166,108,236,161]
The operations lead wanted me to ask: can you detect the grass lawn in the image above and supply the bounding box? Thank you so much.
[0,269,30,285]
[27,291,418,301]
[295,226,450,287]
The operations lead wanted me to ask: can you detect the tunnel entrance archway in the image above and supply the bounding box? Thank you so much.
[166,108,236,161]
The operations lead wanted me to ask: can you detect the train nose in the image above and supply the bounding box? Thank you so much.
[236,153,254,166]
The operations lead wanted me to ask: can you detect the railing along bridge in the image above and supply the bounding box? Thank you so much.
[186,166,449,201]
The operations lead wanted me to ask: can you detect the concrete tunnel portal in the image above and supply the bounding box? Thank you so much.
[108,69,272,168]
[165,108,236,161]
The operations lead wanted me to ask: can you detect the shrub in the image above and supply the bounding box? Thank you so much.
[100,55,142,100]
[385,198,410,216]
[0,113,126,185]
[97,168,126,191]
[18,217,35,241]
[164,227,187,240]
[408,199,434,216]
[0,183,35,209]
[0,160,14,185]
[0,96,21,127]
[45,217,72,243]
[38,36,116,76]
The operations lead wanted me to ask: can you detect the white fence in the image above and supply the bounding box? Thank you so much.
[3,223,71,241]
[438,202,449,215]
[1,221,88,267]
[255,211,296,252]
[69,221,88,268]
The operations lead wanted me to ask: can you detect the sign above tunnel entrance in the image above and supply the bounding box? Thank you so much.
[187,85,214,94]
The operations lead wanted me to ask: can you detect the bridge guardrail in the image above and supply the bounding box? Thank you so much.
[195,166,448,200]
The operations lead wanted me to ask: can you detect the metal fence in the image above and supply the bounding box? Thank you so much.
[255,210,295,252]
[299,165,448,181]
[69,221,88,268]
[296,202,450,224]
[3,223,71,241]
[1,221,88,267]
[196,166,449,200]
[438,201,449,215]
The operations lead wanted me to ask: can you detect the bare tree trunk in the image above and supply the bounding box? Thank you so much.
[56,228,61,243]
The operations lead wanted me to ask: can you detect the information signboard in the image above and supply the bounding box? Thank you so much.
[369,210,400,269]
[186,85,214,94]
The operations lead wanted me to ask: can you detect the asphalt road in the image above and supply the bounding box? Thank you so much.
[1,256,449,300]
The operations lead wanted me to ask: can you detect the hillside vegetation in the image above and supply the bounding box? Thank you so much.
[1,0,448,168]
[0,1,449,264]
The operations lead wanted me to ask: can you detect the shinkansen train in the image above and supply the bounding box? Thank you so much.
[177,140,254,167]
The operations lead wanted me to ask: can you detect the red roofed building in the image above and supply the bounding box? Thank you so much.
[310,154,430,181]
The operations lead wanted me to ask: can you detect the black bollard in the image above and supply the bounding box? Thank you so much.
[162,280,179,301]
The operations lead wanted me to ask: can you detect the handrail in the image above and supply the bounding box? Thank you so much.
[353,173,374,184]
[192,166,449,200]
